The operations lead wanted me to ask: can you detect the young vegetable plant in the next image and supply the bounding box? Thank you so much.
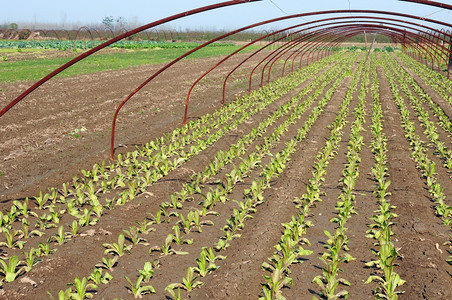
[50,225,70,245]
[47,288,72,300]
[96,256,118,272]
[103,233,132,256]
[125,275,155,298]
[149,234,189,256]
[194,250,219,277]
[170,225,193,245]
[88,268,113,285]
[165,267,204,292]
[38,239,57,256]
[67,277,97,300]
[0,228,26,249]
[23,248,41,272]
[123,226,148,246]
[260,269,293,300]
[0,255,24,282]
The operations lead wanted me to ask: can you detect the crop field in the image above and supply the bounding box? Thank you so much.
[0,45,452,300]
[0,42,260,82]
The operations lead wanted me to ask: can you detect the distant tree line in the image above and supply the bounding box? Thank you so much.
[0,23,18,30]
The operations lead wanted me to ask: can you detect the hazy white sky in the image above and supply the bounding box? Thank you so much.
[1,0,451,30]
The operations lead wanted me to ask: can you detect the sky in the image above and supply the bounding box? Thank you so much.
[1,0,451,31]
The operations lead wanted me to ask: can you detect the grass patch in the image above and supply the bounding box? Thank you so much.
[0,45,260,83]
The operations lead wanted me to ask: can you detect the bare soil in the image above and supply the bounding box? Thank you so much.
[0,51,273,202]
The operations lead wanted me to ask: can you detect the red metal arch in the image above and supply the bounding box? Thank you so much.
[399,0,452,10]
[182,12,450,129]
[217,16,452,107]
[1,6,451,160]
[74,26,96,49]
[0,0,261,119]
[3,29,19,39]
[86,10,452,157]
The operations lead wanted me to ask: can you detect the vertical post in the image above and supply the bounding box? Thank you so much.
[402,31,406,52]
[365,33,376,65]
[448,35,452,79]
[364,30,368,50]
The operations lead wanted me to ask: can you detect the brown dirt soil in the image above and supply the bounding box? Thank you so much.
[0,50,452,300]
[0,48,130,62]
[0,51,276,202]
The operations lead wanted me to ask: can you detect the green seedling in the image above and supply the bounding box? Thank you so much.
[13,198,37,218]
[123,226,148,246]
[136,218,155,234]
[201,247,226,262]
[0,255,24,282]
[38,239,57,256]
[125,275,156,298]
[19,218,43,239]
[103,233,132,256]
[70,220,80,236]
[214,238,230,251]
[47,288,72,300]
[261,268,293,300]
[150,234,189,256]
[165,286,182,300]
[194,251,218,277]
[138,262,154,282]
[34,190,50,209]
[88,268,113,285]
[170,225,193,245]
[24,248,41,272]
[67,277,97,300]
[96,256,118,272]
[0,227,25,249]
[166,267,203,292]
[51,225,70,245]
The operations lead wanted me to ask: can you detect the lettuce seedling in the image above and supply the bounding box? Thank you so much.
[138,262,154,282]
[88,268,112,285]
[67,277,97,300]
[0,255,24,282]
[103,233,132,256]
[125,275,155,298]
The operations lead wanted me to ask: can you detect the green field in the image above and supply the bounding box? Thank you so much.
[0,44,260,83]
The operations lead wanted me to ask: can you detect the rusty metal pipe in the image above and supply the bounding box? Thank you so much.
[0,0,262,120]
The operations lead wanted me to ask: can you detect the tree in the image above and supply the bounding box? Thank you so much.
[102,16,127,33]
[10,23,18,30]
[102,16,114,30]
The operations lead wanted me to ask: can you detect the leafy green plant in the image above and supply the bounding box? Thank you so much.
[123,226,148,246]
[150,234,189,256]
[47,288,72,300]
[136,218,155,234]
[194,250,218,277]
[34,190,50,209]
[0,227,25,249]
[166,267,203,292]
[50,225,70,245]
[88,268,112,285]
[124,275,156,298]
[24,248,41,272]
[138,262,154,282]
[67,277,97,300]
[0,255,24,282]
[96,256,118,272]
[103,233,132,256]
[38,240,57,256]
